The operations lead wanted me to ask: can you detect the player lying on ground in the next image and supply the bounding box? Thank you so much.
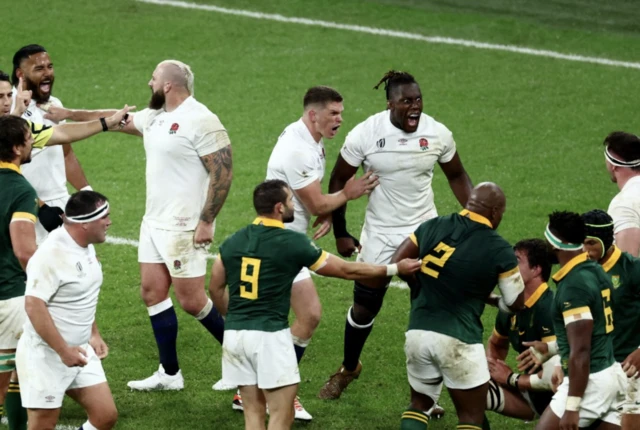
[208,179,420,430]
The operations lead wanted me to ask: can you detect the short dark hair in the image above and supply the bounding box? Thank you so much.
[65,191,109,218]
[303,86,343,108]
[253,180,289,216]
[0,116,29,162]
[12,44,47,87]
[514,238,552,282]
[548,211,586,245]
[0,70,10,84]
[604,131,640,172]
[374,70,418,100]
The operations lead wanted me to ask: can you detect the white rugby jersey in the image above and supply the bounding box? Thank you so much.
[133,97,229,231]
[24,227,103,346]
[13,94,68,202]
[266,119,326,233]
[608,176,640,234]
[340,110,457,234]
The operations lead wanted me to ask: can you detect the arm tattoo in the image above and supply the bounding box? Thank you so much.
[199,145,233,223]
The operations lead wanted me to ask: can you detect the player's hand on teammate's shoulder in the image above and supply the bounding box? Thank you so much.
[90,334,109,360]
[396,258,421,276]
[60,345,88,368]
[343,171,379,201]
[105,104,136,130]
[11,77,31,117]
[312,214,332,240]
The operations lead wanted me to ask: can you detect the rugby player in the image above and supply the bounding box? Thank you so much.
[390,182,525,430]
[319,70,473,401]
[209,179,420,430]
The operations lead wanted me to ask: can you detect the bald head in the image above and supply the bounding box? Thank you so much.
[157,60,194,95]
[465,182,506,229]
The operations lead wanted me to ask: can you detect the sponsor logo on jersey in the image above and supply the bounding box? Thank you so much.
[419,138,429,151]
[510,315,517,331]
[45,395,55,403]
[398,138,408,146]
[169,123,180,135]
[563,301,571,309]
[76,262,86,278]
[542,326,551,333]
[376,138,385,149]
[174,260,182,271]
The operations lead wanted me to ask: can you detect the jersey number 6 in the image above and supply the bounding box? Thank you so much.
[421,242,456,279]
[240,257,261,300]
[601,288,613,334]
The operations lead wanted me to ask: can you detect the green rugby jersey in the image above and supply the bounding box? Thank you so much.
[599,246,640,362]
[219,217,328,332]
[408,210,519,344]
[0,162,38,300]
[494,282,557,354]
[552,253,615,375]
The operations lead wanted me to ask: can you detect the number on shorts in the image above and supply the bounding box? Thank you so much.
[240,257,261,300]
[421,242,455,279]
[601,288,613,333]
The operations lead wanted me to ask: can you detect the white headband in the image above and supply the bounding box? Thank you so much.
[604,147,640,168]
[65,202,110,224]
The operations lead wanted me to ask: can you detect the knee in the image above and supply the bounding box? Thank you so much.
[92,407,118,430]
[140,283,165,306]
[177,294,207,317]
[352,281,386,324]
[304,302,322,331]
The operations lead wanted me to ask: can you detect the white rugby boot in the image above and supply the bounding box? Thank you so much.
[127,365,184,391]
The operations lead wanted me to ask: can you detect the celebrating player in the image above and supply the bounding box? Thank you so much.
[257,86,377,420]
[536,211,626,429]
[604,132,640,257]
[11,44,92,244]
[582,209,640,429]
[319,70,473,401]
[485,239,558,422]
[17,191,116,430]
[209,179,420,430]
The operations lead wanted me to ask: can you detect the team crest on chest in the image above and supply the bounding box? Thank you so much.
[419,138,429,151]
[169,123,180,135]
[611,275,621,289]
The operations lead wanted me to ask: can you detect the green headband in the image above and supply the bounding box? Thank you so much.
[545,225,584,251]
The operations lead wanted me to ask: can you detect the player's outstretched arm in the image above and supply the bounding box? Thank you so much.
[439,152,473,207]
[43,104,117,123]
[390,236,420,287]
[314,253,420,281]
[209,256,229,317]
[296,172,378,217]
[25,296,88,367]
[45,105,136,146]
[329,154,361,257]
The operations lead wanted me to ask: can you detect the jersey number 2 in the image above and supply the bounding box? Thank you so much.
[601,288,613,333]
[421,242,456,279]
[240,257,261,300]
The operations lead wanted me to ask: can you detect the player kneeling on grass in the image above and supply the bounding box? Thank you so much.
[391,182,526,430]
[485,238,559,422]
[16,191,117,430]
[535,211,626,430]
[208,179,420,430]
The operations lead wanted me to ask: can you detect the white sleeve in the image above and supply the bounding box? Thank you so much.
[609,196,640,234]
[25,251,61,303]
[193,115,229,157]
[133,108,152,134]
[437,123,457,164]
[497,267,525,306]
[283,150,318,190]
[340,123,367,168]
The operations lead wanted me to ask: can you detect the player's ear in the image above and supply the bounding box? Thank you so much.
[15,69,24,80]
[386,100,392,110]
[308,108,317,123]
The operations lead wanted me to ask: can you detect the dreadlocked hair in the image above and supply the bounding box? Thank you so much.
[373,70,416,100]
[548,211,586,245]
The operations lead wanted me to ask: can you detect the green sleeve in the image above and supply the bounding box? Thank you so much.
[10,184,38,223]
[494,241,519,277]
[288,232,327,271]
[494,311,510,338]
[556,280,596,323]
[537,294,557,342]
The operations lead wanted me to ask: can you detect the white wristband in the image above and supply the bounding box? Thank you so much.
[565,396,582,412]
[80,185,93,191]
[386,264,398,277]
[547,340,558,356]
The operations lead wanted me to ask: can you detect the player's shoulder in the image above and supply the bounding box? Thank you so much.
[419,112,452,136]
[275,120,305,146]
[184,97,225,131]
[48,95,63,108]
[349,111,388,136]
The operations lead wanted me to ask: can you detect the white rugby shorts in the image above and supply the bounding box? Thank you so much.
[405,330,490,402]
[221,328,300,390]
[0,296,25,350]
[16,336,107,409]
[138,220,213,278]
[550,362,626,427]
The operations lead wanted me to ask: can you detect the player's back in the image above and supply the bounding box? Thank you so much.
[409,210,516,344]
[220,218,326,332]
[607,249,640,361]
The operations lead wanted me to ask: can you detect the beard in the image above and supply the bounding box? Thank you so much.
[24,74,54,103]
[283,209,295,223]
[149,89,166,109]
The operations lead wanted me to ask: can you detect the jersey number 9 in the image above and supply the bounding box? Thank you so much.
[240,257,261,300]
